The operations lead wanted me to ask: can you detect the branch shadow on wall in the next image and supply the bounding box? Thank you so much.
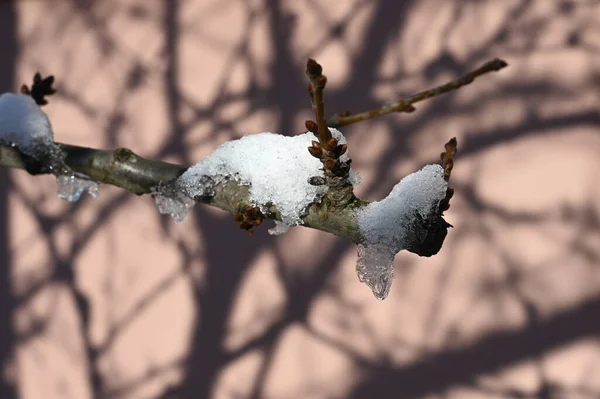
[4,0,600,398]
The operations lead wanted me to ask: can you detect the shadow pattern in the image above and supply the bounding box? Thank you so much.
[2,0,600,398]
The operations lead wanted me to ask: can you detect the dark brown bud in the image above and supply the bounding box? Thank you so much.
[446,137,458,154]
[306,59,322,76]
[234,214,243,222]
[305,120,318,133]
[311,140,320,148]
[316,75,327,88]
[444,158,454,173]
[446,187,454,199]
[326,137,338,150]
[337,144,348,156]
[308,146,323,158]
[324,159,337,170]
[247,207,258,215]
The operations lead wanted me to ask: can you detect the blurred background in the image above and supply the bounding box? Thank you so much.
[1,0,600,398]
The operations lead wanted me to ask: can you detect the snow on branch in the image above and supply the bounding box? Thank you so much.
[0,59,507,299]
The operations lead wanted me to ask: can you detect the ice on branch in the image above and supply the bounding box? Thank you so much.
[172,128,356,225]
[56,174,99,202]
[268,220,291,236]
[356,243,396,300]
[0,92,99,202]
[153,188,196,224]
[356,164,448,299]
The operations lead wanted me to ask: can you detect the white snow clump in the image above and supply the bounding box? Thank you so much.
[0,93,54,156]
[161,128,356,226]
[0,93,98,202]
[356,164,448,299]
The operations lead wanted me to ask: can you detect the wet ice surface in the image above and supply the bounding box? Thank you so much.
[268,220,291,236]
[153,190,196,224]
[56,174,100,202]
[151,175,215,223]
[356,243,396,300]
[0,92,99,202]
[356,164,448,299]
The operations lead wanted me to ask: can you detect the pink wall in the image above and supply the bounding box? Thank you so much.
[1,1,600,398]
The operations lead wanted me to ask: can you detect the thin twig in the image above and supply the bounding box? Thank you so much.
[327,58,508,128]
[305,58,332,144]
[305,59,356,209]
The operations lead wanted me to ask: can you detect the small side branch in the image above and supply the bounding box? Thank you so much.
[438,137,457,213]
[327,58,508,128]
[305,59,332,145]
[305,59,355,209]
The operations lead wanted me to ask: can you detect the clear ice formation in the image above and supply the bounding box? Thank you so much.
[268,220,291,236]
[56,174,100,202]
[153,190,196,224]
[356,243,397,300]
[0,93,99,202]
[356,164,448,299]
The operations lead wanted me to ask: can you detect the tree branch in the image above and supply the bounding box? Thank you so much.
[305,58,332,145]
[327,58,508,128]
[0,58,507,251]
[0,142,362,242]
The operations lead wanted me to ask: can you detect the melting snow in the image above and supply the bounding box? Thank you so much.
[356,164,448,299]
[0,93,55,157]
[171,128,355,225]
[0,94,450,301]
[0,92,99,201]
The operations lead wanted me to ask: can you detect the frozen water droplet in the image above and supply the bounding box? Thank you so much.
[268,220,291,235]
[56,175,99,202]
[356,243,396,300]
[153,192,195,223]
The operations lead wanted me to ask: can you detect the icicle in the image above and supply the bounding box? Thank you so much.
[56,175,99,202]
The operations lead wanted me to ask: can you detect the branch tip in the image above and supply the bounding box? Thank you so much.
[327,57,509,128]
